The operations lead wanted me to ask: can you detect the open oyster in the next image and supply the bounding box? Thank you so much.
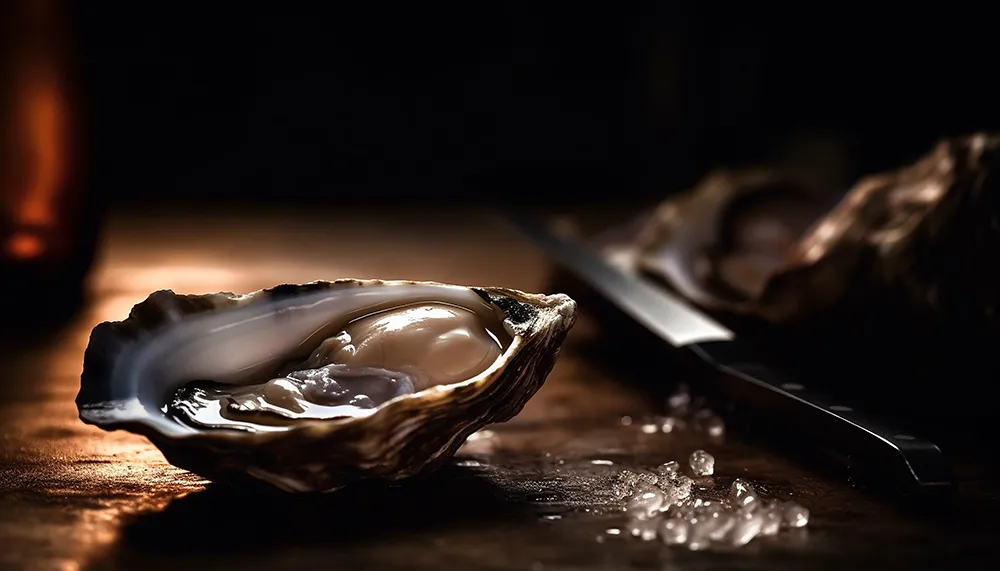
[632,134,1000,327]
[77,279,577,492]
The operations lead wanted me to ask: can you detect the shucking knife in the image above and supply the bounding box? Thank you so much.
[503,212,952,498]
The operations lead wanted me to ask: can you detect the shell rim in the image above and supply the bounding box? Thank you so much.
[76,278,566,446]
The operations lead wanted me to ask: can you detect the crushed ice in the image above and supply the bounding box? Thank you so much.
[689,450,714,476]
[605,384,810,550]
[608,461,810,550]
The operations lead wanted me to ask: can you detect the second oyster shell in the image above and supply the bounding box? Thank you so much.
[634,134,1000,327]
[77,279,577,492]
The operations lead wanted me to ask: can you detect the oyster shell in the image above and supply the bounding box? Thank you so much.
[633,134,1000,327]
[632,169,834,320]
[77,279,577,492]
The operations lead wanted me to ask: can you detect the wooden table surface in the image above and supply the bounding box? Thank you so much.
[0,206,995,571]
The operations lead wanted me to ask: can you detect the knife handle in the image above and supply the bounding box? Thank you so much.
[688,340,952,496]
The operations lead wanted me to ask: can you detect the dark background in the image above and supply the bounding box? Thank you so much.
[64,4,999,207]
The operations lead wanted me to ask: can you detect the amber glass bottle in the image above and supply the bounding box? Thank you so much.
[0,0,102,325]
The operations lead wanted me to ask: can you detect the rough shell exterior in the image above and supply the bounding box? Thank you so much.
[634,134,1000,326]
[77,279,577,492]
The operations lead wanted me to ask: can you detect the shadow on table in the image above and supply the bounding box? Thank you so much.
[86,465,539,568]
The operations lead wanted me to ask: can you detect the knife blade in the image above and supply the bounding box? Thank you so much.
[503,211,952,496]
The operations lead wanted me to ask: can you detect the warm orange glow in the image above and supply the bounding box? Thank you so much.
[4,230,46,259]
[15,71,66,228]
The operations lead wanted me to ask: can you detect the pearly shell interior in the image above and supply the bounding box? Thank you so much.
[102,284,512,437]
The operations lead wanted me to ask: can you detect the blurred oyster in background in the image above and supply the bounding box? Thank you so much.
[632,169,835,319]
[633,134,1000,329]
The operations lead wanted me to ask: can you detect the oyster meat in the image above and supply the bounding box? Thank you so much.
[77,279,577,492]
[630,134,1000,327]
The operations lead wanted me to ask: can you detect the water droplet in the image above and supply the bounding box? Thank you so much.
[605,527,622,536]
[689,450,715,476]
[591,459,614,466]
[620,416,633,426]
[455,460,481,467]
[641,423,659,434]
[542,514,562,521]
